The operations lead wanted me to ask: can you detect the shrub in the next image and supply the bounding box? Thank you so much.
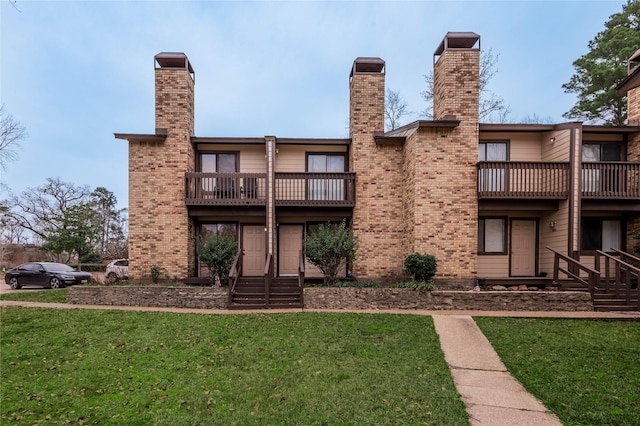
[198,235,238,285]
[304,220,357,286]
[403,253,437,282]
[150,265,161,284]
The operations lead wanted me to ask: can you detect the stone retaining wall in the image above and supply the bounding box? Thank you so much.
[68,286,593,311]
[68,286,227,310]
[303,288,593,311]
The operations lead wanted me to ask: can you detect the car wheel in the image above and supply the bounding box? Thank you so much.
[107,272,118,284]
[9,277,21,290]
[49,277,63,289]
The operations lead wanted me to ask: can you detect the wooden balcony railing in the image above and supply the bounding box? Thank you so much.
[185,172,356,207]
[478,162,569,199]
[275,172,356,206]
[581,162,640,199]
[185,173,267,205]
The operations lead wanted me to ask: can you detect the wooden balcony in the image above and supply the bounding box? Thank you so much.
[581,162,640,199]
[185,173,267,205]
[478,162,570,199]
[275,172,356,206]
[185,172,356,207]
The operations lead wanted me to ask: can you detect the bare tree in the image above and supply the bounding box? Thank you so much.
[384,89,410,131]
[3,177,91,241]
[0,105,26,171]
[421,48,510,122]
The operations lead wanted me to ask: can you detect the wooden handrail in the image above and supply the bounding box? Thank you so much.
[298,250,305,306]
[264,253,273,308]
[581,162,640,199]
[227,249,242,307]
[274,172,356,206]
[546,247,600,294]
[478,162,569,199]
[595,250,640,309]
[611,248,640,268]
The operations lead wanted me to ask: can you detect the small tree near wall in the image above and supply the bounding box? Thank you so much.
[404,253,437,282]
[304,220,357,286]
[198,235,238,285]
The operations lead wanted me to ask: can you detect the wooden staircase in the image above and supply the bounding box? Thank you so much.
[591,285,639,311]
[548,247,639,312]
[228,276,304,310]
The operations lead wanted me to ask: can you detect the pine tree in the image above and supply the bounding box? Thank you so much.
[562,0,640,125]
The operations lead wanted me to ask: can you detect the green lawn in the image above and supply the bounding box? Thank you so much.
[0,288,69,303]
[476,317,640,426]
[0,308,468,425]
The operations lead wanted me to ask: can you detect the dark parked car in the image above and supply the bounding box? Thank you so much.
[4,262,93,289]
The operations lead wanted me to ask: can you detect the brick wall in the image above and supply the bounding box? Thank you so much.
[349,65,406,280]
[128,63,195,281]
[411,47,480,281]
[628,86,639,124]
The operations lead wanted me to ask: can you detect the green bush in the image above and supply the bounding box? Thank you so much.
[150,265,161,284]
[198,235,238,285]
[304,220,357,286]
[403,253,437,282]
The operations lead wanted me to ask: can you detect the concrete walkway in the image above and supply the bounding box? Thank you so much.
[433,315,562,425]
[2,297,639,425]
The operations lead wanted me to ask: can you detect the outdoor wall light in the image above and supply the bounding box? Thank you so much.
[549,220,557,231]
[549,137,556,144]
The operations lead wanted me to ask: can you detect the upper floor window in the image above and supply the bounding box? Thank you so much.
[478,141,508,192]
[478,141,507,161]
[200,153,238,172]
[199,153,238,198]
[582,143,623,162]
[307,154,346,201]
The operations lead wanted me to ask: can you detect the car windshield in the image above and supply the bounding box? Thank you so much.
[42,263,75,272]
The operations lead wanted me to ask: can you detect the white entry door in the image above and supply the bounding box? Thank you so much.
[243,225,265,276]
[510,220,536,277]
[279,225,303,276]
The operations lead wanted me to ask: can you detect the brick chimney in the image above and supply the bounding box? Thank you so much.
[432,32,480,123]
[154,52,195,135]
[349,57,407,280]
[127,53,196,281]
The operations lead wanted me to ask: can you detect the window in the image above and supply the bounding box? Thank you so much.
[582,143,623,162]
[199,153,238,198]
[478,218,506,254]
[201,223,238,241]
[478,141,508,192]
[200,153,238,172]
[581,218,621,252]
[582,143,625,194]
[307,154,346,200]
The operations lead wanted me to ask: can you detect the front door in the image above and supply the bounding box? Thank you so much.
[243,225,265,276]
[279,225,303,276]
[510,220,537,276]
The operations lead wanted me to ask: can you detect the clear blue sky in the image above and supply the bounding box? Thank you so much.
[0,0,629,210]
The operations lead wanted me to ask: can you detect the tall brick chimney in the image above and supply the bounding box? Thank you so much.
[349,57,406,280]
[155,52,195,134]
[127,53,196,281]
[433,32,480,123]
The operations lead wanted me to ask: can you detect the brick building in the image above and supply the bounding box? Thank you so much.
[116,32,640,295]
